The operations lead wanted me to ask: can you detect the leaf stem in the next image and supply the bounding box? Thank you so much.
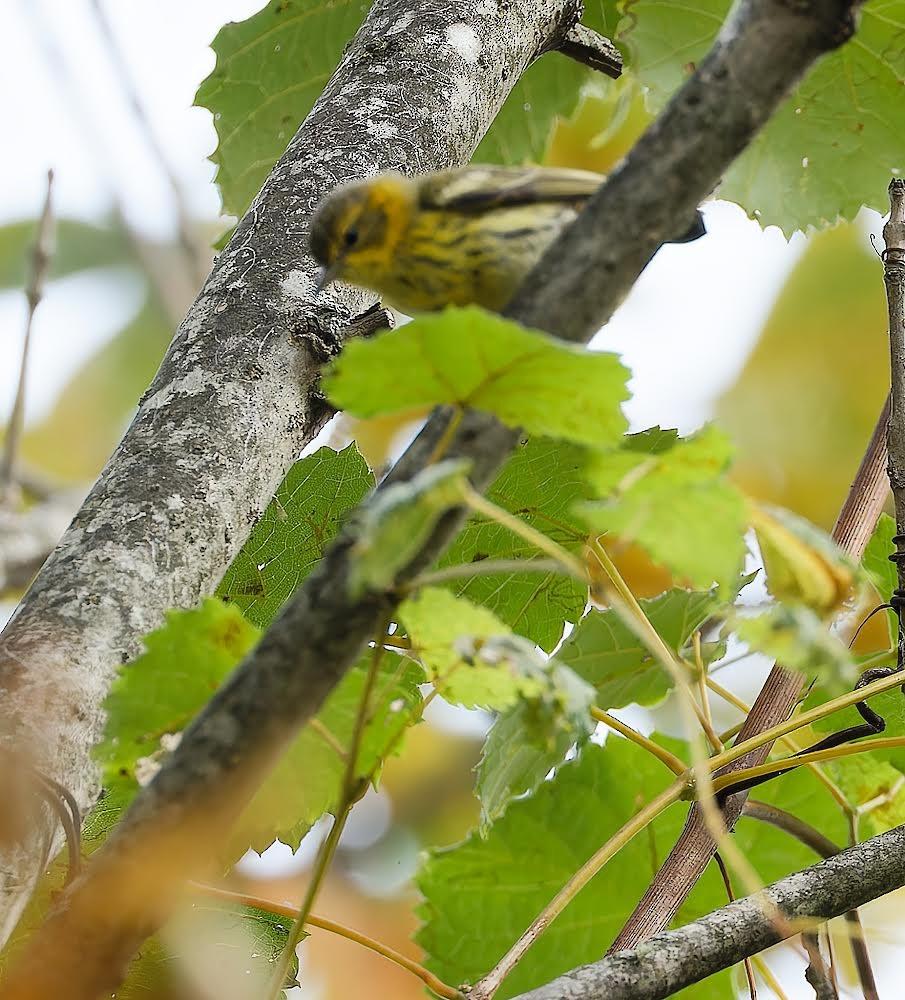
[266,627,391,997]
[705,651,899,774]
[590,707,686,775]
[190,882,464,999]
[710,736,905,795]
[468,778,688,1000]
[460,483,588,580]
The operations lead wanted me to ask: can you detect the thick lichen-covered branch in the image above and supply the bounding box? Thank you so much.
[0,0,582,947]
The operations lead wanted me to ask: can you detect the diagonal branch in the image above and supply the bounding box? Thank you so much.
[0,0,584,947]
[509,821,905,1000]
[0,1,867,998]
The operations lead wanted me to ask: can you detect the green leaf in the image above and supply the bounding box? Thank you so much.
[96,600,423,855]
[97,600,261,802]
[195,0,367,218]
[863,512,898,646]
[238,650,424,853]
[557,587,723,709]
[731,605,858,691]
[324,307,630,448]
[421,738,849,999]
[119,903,299,1000]
[399,589,516,708]
[579,425,747,589]
[475,1,622,166]
[218,445,374,627]
[622,0,905,234]
[826,754,905,838]
[419,742,712,997]
[438,437,592,650]
[348,459,471,598]
[474,702,583,827]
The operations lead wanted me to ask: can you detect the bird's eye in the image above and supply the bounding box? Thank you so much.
[344,228,359,248]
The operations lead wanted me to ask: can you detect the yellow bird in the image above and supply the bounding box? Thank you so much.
[309,165,705,315]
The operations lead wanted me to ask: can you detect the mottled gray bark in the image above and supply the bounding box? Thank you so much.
[511,823,905,1000]
[0,1,866,998]
[0,0,582,945]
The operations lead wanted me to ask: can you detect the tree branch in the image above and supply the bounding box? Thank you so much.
[0,0,867,997]
[510,822,905,1000]
[557,23,623,79]
[0,0,584,946]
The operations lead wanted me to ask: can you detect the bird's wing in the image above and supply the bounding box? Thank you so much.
[418,165,604,212]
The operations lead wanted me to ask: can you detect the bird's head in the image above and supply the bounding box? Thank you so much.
[309,173,415,295]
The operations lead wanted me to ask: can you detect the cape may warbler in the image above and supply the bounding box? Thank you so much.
[309,165,705,315]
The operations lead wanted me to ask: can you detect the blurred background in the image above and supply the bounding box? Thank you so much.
[0,1,895,997]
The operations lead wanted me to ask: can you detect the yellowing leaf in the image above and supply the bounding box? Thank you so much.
[751,502,854,615]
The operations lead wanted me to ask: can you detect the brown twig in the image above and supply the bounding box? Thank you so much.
[802,930,837,1000]
[883,179,905,663]
[611,303,892,950]
[742,800,879,1000]
[558,23,623,78]
[1,170,55,503]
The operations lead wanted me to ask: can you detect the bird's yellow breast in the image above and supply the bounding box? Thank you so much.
[342,202,578,315]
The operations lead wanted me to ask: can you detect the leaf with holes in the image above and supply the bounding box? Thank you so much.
[438,437,592,650]
[218,444,374,627]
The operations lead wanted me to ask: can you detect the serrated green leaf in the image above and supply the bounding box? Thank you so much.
[863,512,899,646]
[622,0,905,234]
[97,600,262,798]
[324,307,630,447]
[95,600,423,855]
[579,425,747,589]
[422,737,849,999]
[195,0,367,218]
[558,587,722,709]
[475,703,581,827]
[218,444,374,627]
[238,650,424,852]
[438,437,592,651]
[349,459,471,597]
[731,605,858,691]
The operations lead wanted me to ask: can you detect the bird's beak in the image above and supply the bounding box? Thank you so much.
[315,259,343,298]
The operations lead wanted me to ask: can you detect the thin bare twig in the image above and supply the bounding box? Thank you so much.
[88,0,208,291]
[883,179,905,663]
[1,169,55,502]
